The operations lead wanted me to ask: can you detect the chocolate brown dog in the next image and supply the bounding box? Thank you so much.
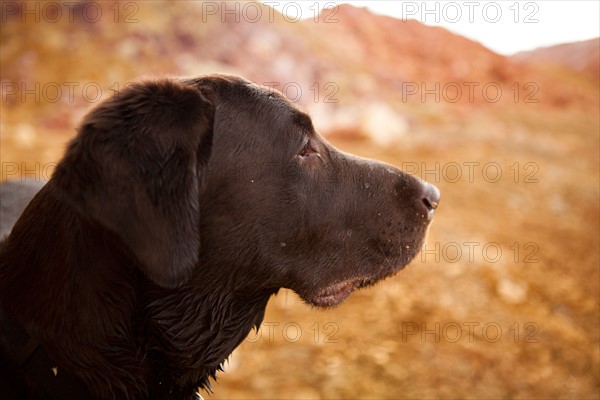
[0,75,439,399]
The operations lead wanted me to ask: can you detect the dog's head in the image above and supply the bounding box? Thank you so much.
[53,75,439,306]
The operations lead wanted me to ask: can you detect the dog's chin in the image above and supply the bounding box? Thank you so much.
[297,253,420,308]
[291,237,430,308]
[298,275,391,308]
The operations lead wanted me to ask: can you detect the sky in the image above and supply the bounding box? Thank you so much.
[263,1,600,55]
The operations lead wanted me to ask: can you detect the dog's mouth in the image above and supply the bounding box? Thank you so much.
[304,277,372,308]
[294,234,431,308]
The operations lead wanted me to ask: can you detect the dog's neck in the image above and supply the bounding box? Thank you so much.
[144,282,273,396]
[0,183,276,399]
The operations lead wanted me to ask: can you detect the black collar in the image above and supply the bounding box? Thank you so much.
[0,308,94,400]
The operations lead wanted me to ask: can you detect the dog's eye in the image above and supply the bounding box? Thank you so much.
[298,137,317,158]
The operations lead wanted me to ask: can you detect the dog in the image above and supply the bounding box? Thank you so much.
[0,75,440,399]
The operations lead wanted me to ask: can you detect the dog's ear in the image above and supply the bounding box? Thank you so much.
[52,79,214,288]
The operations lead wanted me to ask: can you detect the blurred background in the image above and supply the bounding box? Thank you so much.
[1,1,598,398]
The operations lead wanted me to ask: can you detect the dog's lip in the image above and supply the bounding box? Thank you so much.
[307,277,369,308]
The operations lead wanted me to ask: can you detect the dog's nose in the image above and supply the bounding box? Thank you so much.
[421,181,440,214]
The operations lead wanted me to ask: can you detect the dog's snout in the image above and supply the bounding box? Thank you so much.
[420,181,440,214]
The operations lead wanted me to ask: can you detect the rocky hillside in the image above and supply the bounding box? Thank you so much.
[513,38,599,81]
[1,2,597,143]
